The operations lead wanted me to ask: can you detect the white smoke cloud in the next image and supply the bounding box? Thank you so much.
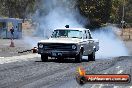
[32,0,87,38]
[23,36,43,48]
[92,26,129,58]
[27,0,129,59]
[24,0,87,47]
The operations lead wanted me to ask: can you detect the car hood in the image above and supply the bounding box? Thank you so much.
[38,38,82,44]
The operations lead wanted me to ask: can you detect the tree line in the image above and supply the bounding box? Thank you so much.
[0,0,131,27]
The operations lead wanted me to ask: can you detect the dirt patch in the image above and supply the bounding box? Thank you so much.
[0,39,32,57]
[120,28,132,40]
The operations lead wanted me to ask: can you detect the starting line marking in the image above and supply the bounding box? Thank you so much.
[0,54,40,64]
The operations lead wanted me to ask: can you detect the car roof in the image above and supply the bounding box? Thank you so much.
[55,28,90,31]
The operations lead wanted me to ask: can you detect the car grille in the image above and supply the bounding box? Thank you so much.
[43,43,73,50]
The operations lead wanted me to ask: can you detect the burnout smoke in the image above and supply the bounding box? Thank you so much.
[24,0,87,48]
[23,36,43,48]
[33,0,87,38]
[92,26,129,58]
[28,0,128,59]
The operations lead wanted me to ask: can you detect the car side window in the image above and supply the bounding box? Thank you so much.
[83,30,90,39]
[88,30,92,39]
[86,30,90,39]
[83,30,92,39]
[83,30,87,39]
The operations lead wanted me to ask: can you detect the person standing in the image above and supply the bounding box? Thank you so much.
[10,27,14,39]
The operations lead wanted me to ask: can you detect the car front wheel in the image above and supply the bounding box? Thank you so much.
[41,54,48,62]
[75,52,82,63]
[88,52,95,61]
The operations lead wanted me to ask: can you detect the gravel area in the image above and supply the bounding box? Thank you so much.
[0,39,31,57]
[0,56,131,88]
[0,36,132,88]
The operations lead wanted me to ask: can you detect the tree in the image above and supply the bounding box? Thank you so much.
[0,0,36,20]
[125,0,132,23]
[77,0,112,28]
[0,0,131,26]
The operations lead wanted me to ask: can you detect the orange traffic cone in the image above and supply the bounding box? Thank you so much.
[10,39,15,47]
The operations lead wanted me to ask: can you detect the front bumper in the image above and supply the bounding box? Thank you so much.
[38,49,79,58]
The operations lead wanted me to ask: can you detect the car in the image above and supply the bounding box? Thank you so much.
[37,26,99,62]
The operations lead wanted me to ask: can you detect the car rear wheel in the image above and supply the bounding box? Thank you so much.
[75,52,82,63]
[88,52,95,61]
[41,54,48,62]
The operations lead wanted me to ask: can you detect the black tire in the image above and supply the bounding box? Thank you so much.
[41,54,48,62]
[88,52,95,61]
[75,52,82,63]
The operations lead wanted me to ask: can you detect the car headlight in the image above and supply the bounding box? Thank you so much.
[38,44,43,48]
[72,45,77,50]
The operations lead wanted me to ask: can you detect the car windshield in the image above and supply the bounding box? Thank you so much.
[51,30,82,39]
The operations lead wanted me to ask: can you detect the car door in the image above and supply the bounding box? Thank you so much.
[82,30,89,55]
[87,30,94,54]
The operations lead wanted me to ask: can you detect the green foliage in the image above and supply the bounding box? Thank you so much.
[77,0,131,27]
[0,0,36,19]
[79,0,112,21]
[77,0,112,28]
[125,0,132,23]
[0,0,131,26]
